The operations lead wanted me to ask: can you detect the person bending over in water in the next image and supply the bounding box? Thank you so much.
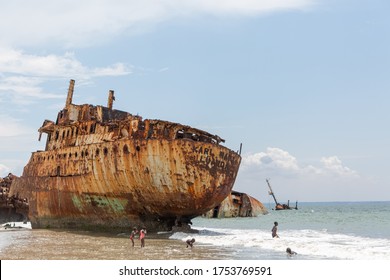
[286,247,297,257]
[186,238,195,248]
[129,227,138,247]
[272,221,279,238]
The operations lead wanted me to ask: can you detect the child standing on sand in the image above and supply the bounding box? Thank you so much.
[129,227,138,247]
[139,227,147,248]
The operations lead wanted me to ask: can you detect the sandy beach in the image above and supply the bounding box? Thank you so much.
[2,202,390,260]
[0,229,232,260]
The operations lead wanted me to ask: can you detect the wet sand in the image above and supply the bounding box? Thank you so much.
[0,229,233,260]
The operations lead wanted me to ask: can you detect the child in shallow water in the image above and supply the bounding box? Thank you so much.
[129,227,138,247]
[139,227,147,248]
[272,221,279,238]
[286,247,297,256]
[186,238,195,248]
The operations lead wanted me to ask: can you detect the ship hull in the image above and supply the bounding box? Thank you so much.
[10,138,241,231]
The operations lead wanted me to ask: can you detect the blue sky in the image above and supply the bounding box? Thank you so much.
[0,0,389,202]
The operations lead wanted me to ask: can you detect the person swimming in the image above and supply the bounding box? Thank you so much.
[286,247,297,256]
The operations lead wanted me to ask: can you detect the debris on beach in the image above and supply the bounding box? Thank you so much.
[0,173,29,224]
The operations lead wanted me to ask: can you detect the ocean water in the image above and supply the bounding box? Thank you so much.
[1,201,389,260]
[170,201,390,260]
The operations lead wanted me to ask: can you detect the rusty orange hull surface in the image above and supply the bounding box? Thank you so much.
[11,139,241,231]
[203,191,268,218]
[7,80,242,231]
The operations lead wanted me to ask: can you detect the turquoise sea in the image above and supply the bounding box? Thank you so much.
[171,201,390,259]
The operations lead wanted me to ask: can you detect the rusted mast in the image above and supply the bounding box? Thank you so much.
[107,90,115,109]
[266,179,279,206]
[65,79,75,108]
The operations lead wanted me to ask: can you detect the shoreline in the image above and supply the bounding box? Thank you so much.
[0,229,233,260]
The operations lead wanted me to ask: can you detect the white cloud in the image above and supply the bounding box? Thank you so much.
[0,1,315,105]
[0,48,132,105]
[0,114,35,137]
[189,0,314,15]
[0,0,316,48]
[235,147,365,202]
[0,48,131,79]
[320,156,358,176]
[0,76,63,104]
[243,147,300,173]
[241,147,358,178]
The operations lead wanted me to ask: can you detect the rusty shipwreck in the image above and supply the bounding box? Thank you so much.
[266,179,298,210]
[6,80,242,231]
[203,191,268,218]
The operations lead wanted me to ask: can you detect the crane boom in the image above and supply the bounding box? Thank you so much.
[266,179,279,205]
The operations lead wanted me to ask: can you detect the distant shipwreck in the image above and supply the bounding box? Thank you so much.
[203,191,268,218]
[2,80,242,231]
[266,179,298,210]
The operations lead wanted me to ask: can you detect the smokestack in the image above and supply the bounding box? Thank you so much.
[65,79,75,108]
[107,90,115,110]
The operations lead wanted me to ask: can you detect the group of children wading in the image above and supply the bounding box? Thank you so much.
[129,226,196,249]
[130,227,147,248]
